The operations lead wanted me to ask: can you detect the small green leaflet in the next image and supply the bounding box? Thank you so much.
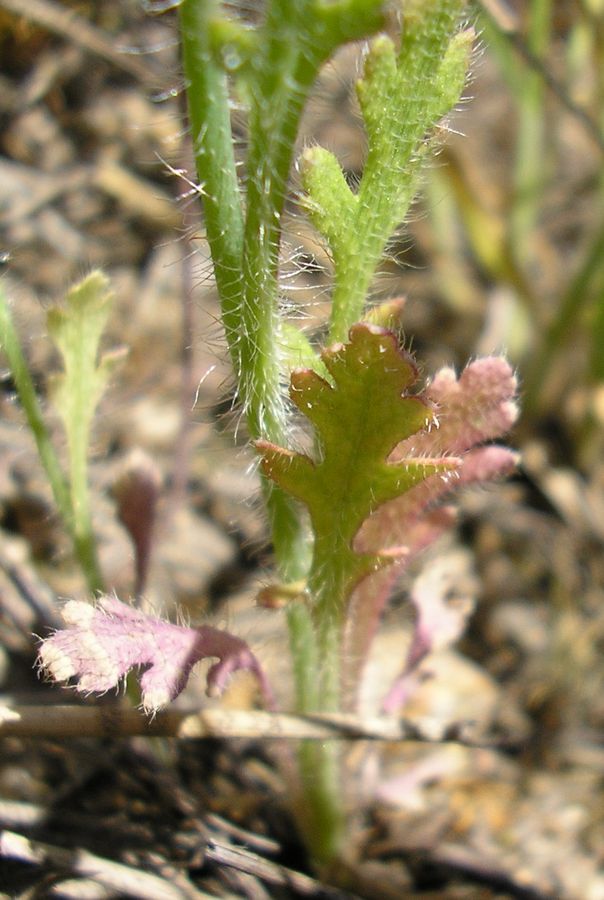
[47,271,125,446]
[257,323,459,621]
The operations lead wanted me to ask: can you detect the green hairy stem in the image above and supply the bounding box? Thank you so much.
[179,0,305,578]
[179,0,385,580]
[178,0,469,869]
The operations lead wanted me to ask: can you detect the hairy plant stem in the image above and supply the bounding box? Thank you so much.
[179,0,307,580]
[239,0,331,579]
[178,0,243,340]
[179,0,340,863]
[288,508,376,862]
[287,602,344,866]
[179,0,387,868]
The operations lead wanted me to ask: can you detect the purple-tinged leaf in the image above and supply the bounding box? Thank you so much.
[382,555,475,713]
[344,357,518,704]
[397,357,518,456]
[343,507,456,706]
[38,596,273,713]
[358,357,518,557]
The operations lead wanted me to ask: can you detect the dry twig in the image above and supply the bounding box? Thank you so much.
[0,703,502,744]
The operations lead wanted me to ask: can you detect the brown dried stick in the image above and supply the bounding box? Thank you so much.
[0,704,494,743]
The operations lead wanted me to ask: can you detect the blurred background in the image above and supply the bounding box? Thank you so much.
[1,1,604,897]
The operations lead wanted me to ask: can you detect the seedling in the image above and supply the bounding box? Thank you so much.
[0,0,521,877]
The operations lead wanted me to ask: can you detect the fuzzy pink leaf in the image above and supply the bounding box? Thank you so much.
[38,596,272,713]
[344,357,518,706]
[357,358,518,555]
[397,357,518,456]
[382,556,475,713]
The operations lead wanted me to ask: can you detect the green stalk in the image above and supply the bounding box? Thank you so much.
[283,541,351,865]
[238,0,327,578]
[0,284,103,593]
[178,0,244,365]
[296,737,344,867]
[179,0,307,579]
[179,0,391,868]
[286,601,344,866]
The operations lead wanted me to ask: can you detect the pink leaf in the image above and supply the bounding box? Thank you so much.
[397,357,518,457]
[38,596,273,713]
[357,357,518,557]
[345,357,518,706]
[382,554,475,713]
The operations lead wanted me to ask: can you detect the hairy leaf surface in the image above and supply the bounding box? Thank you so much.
[257,323,458,621]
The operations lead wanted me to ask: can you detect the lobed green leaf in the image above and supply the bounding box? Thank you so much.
[47,271,125,591]
[257,323,458,624]
[47,271,121,438]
